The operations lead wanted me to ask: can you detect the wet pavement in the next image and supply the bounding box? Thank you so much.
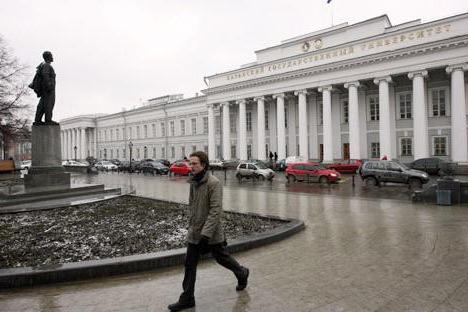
[2,171,468,311]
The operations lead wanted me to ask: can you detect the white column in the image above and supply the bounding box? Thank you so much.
[73,128,77,160]
[408,70,429,159]
[256,96,266,160]
[222,102,231,160]
[447,64,468,162]
[318,86,333,162]
[273,93,286,160]
[238,99,247,160]
[295,89,308,160]
[344,81,361,159]
[207,104,216,160]
[94,128,98,158]
[66,129,70,160]
[374,76,393,160]
[81,128,86,160]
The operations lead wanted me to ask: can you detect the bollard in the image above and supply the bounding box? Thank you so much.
[352,174,355,187]
[224,167,227,182]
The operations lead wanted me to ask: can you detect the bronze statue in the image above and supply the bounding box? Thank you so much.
[31,51,57,125]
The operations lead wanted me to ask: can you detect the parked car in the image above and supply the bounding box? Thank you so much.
[210,159,225,170]
[326,159,363,174]
[250,159,274,169]
[62,160,88,167]
[359,160,429,188]
[155,159,171,167]
[109,159,121,166]
[235,162,275,181]
[408,157,455,176]
[221,159,240,169]
[95,160,118,171]
[170,161,192,176]
[285,162,341,184]
[140,161,169,175]
[275,159,287,171]
[21,160,31,170]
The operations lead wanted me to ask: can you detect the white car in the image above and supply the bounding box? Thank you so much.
[62,160,88,167]
[21,160,31,170]
[236,162,275,181]
[95,160,118,170]
[209,159,224,169]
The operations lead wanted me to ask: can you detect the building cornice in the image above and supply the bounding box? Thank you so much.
[202,35,468,96]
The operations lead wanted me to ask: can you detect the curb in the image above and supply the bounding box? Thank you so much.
[0,205,304,289]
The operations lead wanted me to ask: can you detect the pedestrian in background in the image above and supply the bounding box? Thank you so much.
[168,151,249,312]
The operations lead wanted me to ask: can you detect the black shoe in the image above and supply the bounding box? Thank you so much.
[32,121,45,126]
[236,267,249,291]
[167,299,195,311]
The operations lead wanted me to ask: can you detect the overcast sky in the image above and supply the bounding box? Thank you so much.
[1,0,467,121]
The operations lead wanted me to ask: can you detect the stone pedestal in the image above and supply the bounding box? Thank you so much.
[24,124,70,192]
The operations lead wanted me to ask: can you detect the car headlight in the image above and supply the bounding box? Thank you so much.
[330,173,337,177]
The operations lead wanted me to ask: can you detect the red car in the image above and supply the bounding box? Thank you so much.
[285,162,341,183]
[326,159,363,174]
[170,161,192,176]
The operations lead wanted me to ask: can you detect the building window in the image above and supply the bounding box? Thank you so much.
[136,126,140,139]
[170,121,175,136]
[246,112,252,132]
[231,145,236,159]
[191,118,197,135]
[399,93,412,119]
[110,149,113,159]
[247,144,252,160]
[230,114,236,133]
[400,137,412,156]
[265,110,269,130]
[318,100,323,125]
[161,147,165,158]
[215,116,221,134]
[116,129,119,140]
[161,122,165,137]
[152,124,156,137]
[104,130,107,141]
[123,148,126,158]
[181,146,185,158]
[368,95,379,121]
[203,117,208,134]
[431,88,449,117]
[143,146,148,158]
[153,147,156,158]
[216,145,221,158]
[116,149,119,159]
[171,146,175,158]
[128,127,132,139]
[192,145,196,153]
[180,120,185,136]
[136,148,140,159]
[433,136,448,156]
[143,125,147,138]
[122,128,126,140]
[284,104,288,128]
[342,100,349,123]
[204,145,208,154]
[110,130,113,141]
[371,142,380,158]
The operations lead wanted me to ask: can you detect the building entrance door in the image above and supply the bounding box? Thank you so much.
[319,144,323,162]
[343,143,350,160]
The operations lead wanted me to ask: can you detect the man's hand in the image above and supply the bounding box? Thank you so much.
[198,235,210,254]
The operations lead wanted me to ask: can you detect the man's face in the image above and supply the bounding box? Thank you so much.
[189,156,205,175]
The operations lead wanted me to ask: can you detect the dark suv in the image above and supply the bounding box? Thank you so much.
[359,160,429,188]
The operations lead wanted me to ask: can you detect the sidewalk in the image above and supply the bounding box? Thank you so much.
[1,175,468,311]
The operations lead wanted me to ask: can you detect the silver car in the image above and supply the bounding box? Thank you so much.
[236,162,275,181]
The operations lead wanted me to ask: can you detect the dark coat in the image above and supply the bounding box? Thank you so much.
[186,171,225,244]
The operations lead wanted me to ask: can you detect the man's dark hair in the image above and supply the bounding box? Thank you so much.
[42,51,52,60]
[190,151,209,167]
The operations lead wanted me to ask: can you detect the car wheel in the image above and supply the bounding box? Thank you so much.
[409,178,422,189]
[319,176,329,184]
[364,176,378,187]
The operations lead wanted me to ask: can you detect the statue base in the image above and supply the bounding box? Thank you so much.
[24,124,71,192]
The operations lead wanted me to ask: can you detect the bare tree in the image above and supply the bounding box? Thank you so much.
[0,35,31,145]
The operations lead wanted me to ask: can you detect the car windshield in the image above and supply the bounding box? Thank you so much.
[255,162,267,169]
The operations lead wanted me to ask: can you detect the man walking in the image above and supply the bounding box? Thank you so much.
[168,151,249,311]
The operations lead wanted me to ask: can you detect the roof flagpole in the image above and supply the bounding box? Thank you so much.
[327,0,334,26]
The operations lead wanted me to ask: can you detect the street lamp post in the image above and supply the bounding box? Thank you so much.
[129,141,133,172]
[74,145,77,161]
[144,146,147,159]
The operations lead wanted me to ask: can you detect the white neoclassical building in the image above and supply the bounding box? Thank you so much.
[61,13,468,163]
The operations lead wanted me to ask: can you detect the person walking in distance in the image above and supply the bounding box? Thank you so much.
[168,151,249,311]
